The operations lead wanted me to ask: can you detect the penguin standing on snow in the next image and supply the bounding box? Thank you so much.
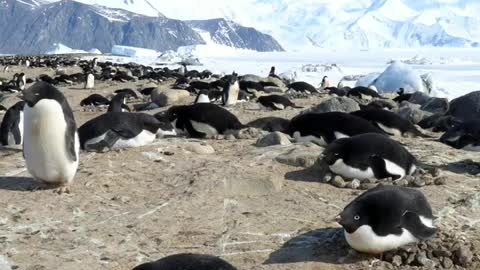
[22,82,79,193]
[84,73,95,89]
[257,95,303,110]
[337,185,436,254]
[0,101,25,146]
[222,72,240,106]
[165,103,245,138]
[79,112,175,152]
[322,133,417,180]
[132,253,238,270]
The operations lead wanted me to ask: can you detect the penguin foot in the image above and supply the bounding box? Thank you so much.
[54,185,71,194]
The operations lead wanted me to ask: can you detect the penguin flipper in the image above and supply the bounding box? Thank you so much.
[84,130,121,152]
[369,155,399,180]
[401,211,437,240]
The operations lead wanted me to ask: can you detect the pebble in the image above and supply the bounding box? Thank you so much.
[345,179,361,190]
[359,183,377,190]
[453,245,473,267]
[331,176,346,188]
[411,178,426,187]
[393,178,409,187]
[225,134,236,140]
[392,255,402,267]
[442,257,453,269]
[434,177,447,186]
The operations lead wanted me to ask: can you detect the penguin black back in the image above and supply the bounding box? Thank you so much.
[132,253,237,270]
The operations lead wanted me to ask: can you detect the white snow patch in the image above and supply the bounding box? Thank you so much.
[46,43,89,54]
[373,61,426,94]
[112,45,159,57]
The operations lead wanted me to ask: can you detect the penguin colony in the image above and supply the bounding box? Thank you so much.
[0,55,477,269]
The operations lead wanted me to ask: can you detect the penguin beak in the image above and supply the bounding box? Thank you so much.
[335,215,342,223]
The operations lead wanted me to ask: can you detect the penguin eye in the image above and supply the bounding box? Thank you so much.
[354,215,360,221]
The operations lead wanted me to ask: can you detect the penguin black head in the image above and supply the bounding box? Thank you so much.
[337,200,369,234]
[321,138,348,165]
[269,66,275,75]
[227,72,238,85]
[21,82,61,107]
[164,105,187,122]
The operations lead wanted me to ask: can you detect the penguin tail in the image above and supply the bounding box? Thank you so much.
[292,105,304,109]
[401,212,437,240]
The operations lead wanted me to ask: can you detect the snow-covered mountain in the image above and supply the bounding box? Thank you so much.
[55,0,480,50]
[0,0,283,54]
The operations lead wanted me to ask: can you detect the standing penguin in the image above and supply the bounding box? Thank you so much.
[84,73,95,89]
[0,101,25,146]
[22,82,79,193]
[17,73,27,91]
[222,72,239,107]
[320,76,330,90]
[337,185,437,254]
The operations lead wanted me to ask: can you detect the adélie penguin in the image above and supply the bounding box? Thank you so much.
[288,112,385,146]
[0,101,25,146]
[337,185,437,254]
[21,82,80,193]
[321,133,417,180]
[132,253,238,270]
[257,95,303,110]
[164,103,245,138]
[440,119,480,151]
[351,109,429,138]
[79,112,176,152]
[222,72,240,106]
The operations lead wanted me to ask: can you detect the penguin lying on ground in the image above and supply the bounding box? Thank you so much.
[80,94,110,107]
[164,103,245,138]
[351,109,429,138]
[322,133,417,180]
[288,112,385,146]
[257,95,303,110]
[287,81,317,94]
[338,185,436,254]
[440,119,480,151]
[347,86,383,100]
[247,117,290,133]
[79,112,175,152]
[132,253,238,270]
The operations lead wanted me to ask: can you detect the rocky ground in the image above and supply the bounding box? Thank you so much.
[0,65,479,270]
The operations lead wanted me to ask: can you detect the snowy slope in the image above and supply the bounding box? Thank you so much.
[38,0,165,17]
[28,0,480,50]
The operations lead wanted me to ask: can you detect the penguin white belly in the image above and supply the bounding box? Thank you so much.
[23,101,79,184]
[377,123,402,137]
[330,158,374,180]
[334,131,349,139]
[196,94,210,104]
[156,128,177,138]
[384,159,406,178]
[172,119,187,135]
[190,120,218,136]
[85,130,156,149]
[345,226,417,254]
[113,130,155,148]
[18,111,24,145]
[272,103,285,110]
[225,82,239,106]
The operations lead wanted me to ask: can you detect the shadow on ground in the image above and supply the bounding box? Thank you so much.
[443,159,480,175]
[0,177,50,191]
[264,228,366,265]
